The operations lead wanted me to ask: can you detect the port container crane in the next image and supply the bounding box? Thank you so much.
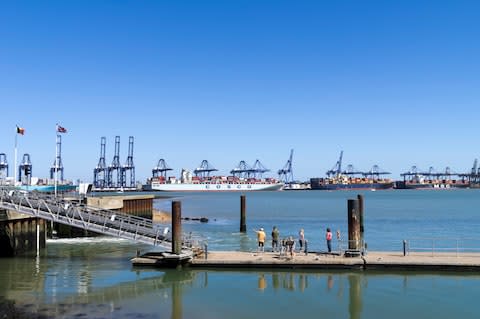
[470,159,480,183]
[362,165,390,179]
[193,160,218,178]
[120,136,135,188]
[401,165,423,182]
[0,153,8,180]
[18,153,32,185]
[251,159,270,179]
[472,159,478,176]
[278,149,294,184]
[326,151,343,177]
[230,160,251,178]
[343,164,363,176]
[50,134,64,181]
[107,136,121,188]
[93,137,107,188]
[152,159,173,178]
[459,159,480,184]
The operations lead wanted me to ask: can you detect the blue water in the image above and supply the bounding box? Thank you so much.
[1,189,480,318]
[155,189,480,252]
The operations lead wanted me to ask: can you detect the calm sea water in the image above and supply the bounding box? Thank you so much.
[158,189,480,252]
[1,189,480,318]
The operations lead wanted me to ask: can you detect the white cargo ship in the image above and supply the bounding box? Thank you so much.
[144,163,284,192]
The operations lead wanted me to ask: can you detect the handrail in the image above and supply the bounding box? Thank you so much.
[404,237,480,256]
[0,187,193,251]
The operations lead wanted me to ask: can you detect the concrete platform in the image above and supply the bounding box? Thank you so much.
[131,251,193,267]
[188,251,480,272]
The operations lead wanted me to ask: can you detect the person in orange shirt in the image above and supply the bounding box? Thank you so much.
[255,227,266,252]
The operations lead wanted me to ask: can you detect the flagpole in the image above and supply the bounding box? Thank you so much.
[14,131,17,185]
[54,130,58,197]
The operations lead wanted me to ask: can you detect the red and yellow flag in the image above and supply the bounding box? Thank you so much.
[56,124,67,133]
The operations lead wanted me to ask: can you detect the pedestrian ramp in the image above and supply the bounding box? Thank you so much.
[0,188,176,250]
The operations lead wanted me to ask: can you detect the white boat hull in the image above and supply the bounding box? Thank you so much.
[146,182,283,192]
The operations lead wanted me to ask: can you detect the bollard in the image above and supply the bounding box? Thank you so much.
[357,194,364,239]
[304,240,308,255]
[204,243,208,260]
[240,195,246,233]
[172,201,182,255]
[347,199,361,251]
[363,242,367,256]
[403,240,407,256]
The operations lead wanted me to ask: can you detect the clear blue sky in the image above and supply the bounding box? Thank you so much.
[1,0,480,183]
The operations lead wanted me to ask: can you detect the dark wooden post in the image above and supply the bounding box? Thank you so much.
[348,199,361,251]
[172,201,182,255]
[240,195,246,233]
[357,194,364,242]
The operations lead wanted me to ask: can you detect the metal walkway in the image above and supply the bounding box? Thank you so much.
[0,188,176,250]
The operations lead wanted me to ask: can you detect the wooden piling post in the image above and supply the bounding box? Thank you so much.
[347,199,361,251]
[357,194,364,241]
[240,195,246,233]
[172,201,182,255]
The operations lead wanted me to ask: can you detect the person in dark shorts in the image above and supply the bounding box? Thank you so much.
[326,228,333,252]
[298,228,305,252]
[286,236,295,258]
[271,226,279,252]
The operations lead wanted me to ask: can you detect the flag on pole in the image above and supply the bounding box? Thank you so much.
[56,124,67,133]
[16,125,25,135]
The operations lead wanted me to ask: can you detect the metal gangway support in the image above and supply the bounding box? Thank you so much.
[0,188,179,250]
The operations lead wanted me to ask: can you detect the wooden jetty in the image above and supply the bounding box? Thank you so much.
[190,251,480,271]
[132,251,194,267]
[132,250,480,272]
[132,196,480,272]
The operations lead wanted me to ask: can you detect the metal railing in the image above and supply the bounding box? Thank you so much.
[0,187,185,250]
[404,237,480,257]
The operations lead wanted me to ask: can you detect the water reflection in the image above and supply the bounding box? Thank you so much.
[253,272,339,294]
[327,274,334,291]
[349,274,362,319]
[2,258,480,319]
[171,279,182,319]
[258,274,267,290]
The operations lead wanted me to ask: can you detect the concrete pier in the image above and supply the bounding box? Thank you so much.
[132,247,480,271]
[188,251,480,272]
[86,194,154,218]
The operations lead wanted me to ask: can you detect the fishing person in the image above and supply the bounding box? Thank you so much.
[271,226,280,252]
[286,236,295,258]
[326,228,333,253]
[255,227,266,253]
[298,228,305,252]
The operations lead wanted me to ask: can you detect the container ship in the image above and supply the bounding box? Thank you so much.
[310,151,394,190]
[143,159,284,192]
[395,166,469,189]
